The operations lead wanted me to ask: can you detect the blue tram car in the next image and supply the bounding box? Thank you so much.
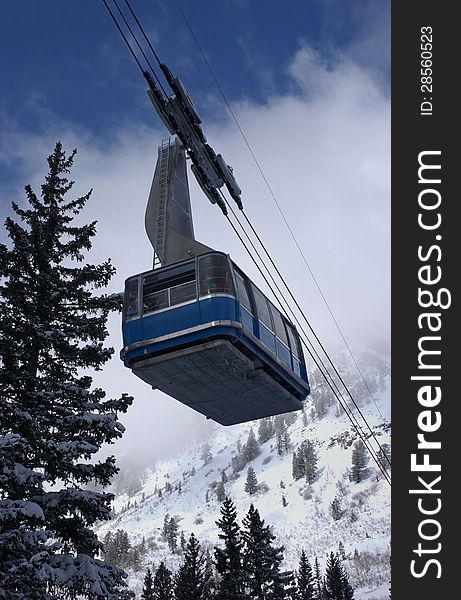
[121,251,310,425]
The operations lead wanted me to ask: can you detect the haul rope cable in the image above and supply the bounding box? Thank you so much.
[100,0,391,482]
[174,0,388,427]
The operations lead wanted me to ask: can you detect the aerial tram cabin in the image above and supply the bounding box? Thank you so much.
[121,251,310,426]
[119,59,310,425]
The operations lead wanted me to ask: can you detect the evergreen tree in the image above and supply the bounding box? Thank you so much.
[377,443,391,470]
[201,442,213,466]
[314,557,324,600]
[162,514,178,550]
[168,517,179,551]
[324,553,354,600]
[0,143,133,599]
[216,480,226,502]
[302,440,318,484]
[302,408,308,427]
[244,466,258,495]
[330,497,343,521]
[258,417,274,444]
[273,414,287,434]
[153,561,174,600]
[162,514,170,541]
[297,550,315,600]
[221,469,228,483]
[180,530,187,552]
[292,449,305,480]
[276,430,285,456]
[241,504,290,599]
[141,568,155,600]
[244,427,261,462]
[103,529,132,568]
[283,430,291,453]
[214,497,245,600]
[103,531,116,564]
[338,542,346,561]
[350,440,369,483]
[175,533,211,600]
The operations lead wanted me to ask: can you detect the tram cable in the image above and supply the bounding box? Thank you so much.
[121,0,163,67]
[101,0,145,75]
[99,0,391,480]
[240,210,392,469]
[100,0,168,96]
[174,0,387,425]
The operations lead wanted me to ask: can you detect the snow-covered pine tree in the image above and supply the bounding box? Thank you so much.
[276,430,285,456]
[324,552,354,600]
[377,443,391,470]
[216,480,226,503]
[302,440,318,484]
[350,440,369,483]
[338,542,346,561]
[302,408,308,427]
[244,466,258,496]
[174,533,211,600]
[313,556,324,600]
[141,568,154,599]
[297,550,315,600]
[200,442,213,466]
[103,529,132,568]
[330,497,343,521]
[162,514,170,541]
[153,561,173,600]
[166,517,179,552]
[258,417,274,444]
[0,143,133,599]
[292,449,305,480]
[243,427,260,462]
[241,504,290,599]
[214,497,245,600]
[180,531,186,552]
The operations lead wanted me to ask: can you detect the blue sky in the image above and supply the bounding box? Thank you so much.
[0,1,390,455]
[0,1,389,137]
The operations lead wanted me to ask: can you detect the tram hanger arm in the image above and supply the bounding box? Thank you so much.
[143,66,243,213]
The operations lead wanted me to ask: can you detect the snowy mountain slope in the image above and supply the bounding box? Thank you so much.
[97,352,391,599]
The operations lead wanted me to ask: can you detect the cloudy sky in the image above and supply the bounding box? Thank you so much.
[0,0,390,460]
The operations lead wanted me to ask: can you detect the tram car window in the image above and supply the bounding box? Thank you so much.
[199,254,235,296]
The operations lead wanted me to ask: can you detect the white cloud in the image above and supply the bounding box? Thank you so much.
[0,45,390,459]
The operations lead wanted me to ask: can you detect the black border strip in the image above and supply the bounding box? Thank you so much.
[392,2,456,597]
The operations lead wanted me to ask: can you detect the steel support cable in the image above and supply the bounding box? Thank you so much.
[110,0,168,95]
[241,210,392,469]
[101,0,145,74]
[222,196,391,484]
[174,0,387,425]
[122,0,163,67]
[102,0,169,96]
